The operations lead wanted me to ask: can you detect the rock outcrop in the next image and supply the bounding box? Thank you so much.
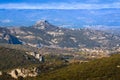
[8,67,38,79]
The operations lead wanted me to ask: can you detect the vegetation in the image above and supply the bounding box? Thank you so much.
[0,72,15,80]
[0,43,39,52]
[25,54,120,80]
[0,46,39,71]
[0,47,68,80]
[0,45,120,80]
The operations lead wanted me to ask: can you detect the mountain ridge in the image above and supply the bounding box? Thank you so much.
[0,20,120,49]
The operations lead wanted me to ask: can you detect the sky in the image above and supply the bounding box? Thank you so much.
[0,0,120,9]
[0,0,120,27]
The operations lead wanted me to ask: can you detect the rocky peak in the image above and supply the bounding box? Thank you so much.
[35,20,49,26]
[33,20,58,30]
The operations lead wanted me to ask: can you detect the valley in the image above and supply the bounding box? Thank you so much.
[0,20,120,80]
[0,0,120,79]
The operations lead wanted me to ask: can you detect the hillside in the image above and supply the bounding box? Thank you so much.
[0,20,119,49]
[0,27,22,44]
[25,54,120,80]
[0,20,120,49]
[0,46,39,71]
[0,46,120,80]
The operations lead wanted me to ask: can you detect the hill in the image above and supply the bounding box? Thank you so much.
[0,46,39,71]
[0,20,120,49]
[0,20,119,49]
[0,27,22,44]
[25,54,120,80]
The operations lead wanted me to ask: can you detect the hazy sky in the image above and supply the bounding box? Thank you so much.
[0,0,120,4]
[0,0,120,27]
[0,0,120,9]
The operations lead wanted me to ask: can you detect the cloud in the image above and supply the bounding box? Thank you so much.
[0,2,120,9]
[0,19,11,23]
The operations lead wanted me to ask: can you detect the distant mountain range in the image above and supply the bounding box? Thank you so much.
[0,20,120,49]
[86,25,120,35]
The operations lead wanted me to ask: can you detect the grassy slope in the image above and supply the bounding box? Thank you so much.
[0,46,39,71]
[25,54,120,80]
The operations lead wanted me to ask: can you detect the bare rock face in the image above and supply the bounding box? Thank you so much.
[8,67,38,79]
[0,27,22,44]
[0,71,2,76]
[33,20,58,31]
[34,20,49,29]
